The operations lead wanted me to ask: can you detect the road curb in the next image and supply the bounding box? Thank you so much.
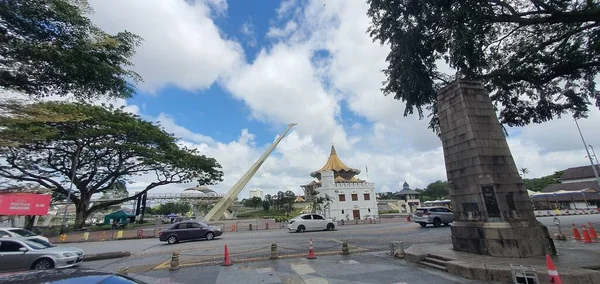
[85,251,131,262]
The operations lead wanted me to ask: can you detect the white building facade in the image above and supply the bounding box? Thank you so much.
[301,146,378,221]
[249,189,264,200]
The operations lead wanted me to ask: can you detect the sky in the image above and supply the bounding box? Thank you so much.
[14,0,600,198]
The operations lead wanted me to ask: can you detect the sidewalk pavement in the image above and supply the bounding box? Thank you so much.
[129,251,491,284]
[406,241,600,283]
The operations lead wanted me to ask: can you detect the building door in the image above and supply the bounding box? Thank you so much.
[352,210,360,220]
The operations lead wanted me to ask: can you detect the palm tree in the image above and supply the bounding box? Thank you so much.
[520,168,530,179]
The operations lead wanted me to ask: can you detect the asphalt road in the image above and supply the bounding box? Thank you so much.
[58,214,600,275]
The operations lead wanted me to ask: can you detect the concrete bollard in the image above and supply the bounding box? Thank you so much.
[117,267,129,275]
[137,230,143,239]
[249,223,253,231]
[389,241,404,258]
[342,241,350,255]
[231,224,236,232]
[101,231,106,241]
[266,223,269,230]
[170,251,180,271]
[116,230,123,239]
[270,243,278,259]
[83,232,89,241]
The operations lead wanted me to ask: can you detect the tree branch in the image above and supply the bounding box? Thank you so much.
[492,10,600,25]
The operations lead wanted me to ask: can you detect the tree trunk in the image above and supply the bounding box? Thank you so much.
[23,215,35,230]
[73,199,90,229]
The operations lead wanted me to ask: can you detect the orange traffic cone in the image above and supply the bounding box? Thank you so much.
[588,222,598,239]
[582,225,593,244]
[307,238,316,259]
[222,245,232,266]
[572,223,581,240]
[546,254,562,284]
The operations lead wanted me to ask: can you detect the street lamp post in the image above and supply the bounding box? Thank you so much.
[60,147,80,235]
[334,190,339,222]
[589,145,600,171]
[574,118,600,189]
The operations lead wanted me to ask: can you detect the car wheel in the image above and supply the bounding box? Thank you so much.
[297,225,306,232]
[32,258,54,270]
[327,223,335,231]
[419,223,427,227]
[206,232,215,240]
[167,235,178,244]
[433,218,441,227]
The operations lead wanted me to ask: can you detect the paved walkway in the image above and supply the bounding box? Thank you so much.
[130,252,492,284]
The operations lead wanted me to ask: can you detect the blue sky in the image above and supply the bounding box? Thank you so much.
[83,0,600,196]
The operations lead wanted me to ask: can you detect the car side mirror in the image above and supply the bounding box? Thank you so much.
[19,247,28,253]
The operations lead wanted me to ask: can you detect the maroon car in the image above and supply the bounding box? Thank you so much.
[159,221,223,244]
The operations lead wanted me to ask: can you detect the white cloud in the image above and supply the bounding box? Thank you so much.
[223,43,353,149]
[87,0,244,93]
[240,18,257,47]
[267,21,298,38]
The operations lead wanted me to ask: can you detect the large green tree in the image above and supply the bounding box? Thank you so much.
[0,102,223,228]
[422,180,450,201]
[367,0,600,132]
[0,0,141,100]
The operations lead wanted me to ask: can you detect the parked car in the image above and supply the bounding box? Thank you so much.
[412,206,454,227]
[0,238,84,271]
[0,228,49,243]
[0,268,147,284]
[288,213,336,232]
[159,221,223,244]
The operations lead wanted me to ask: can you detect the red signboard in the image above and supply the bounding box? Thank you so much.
[0,193,51,216]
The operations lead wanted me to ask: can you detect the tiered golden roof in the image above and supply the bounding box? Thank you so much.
[310,145,360,180]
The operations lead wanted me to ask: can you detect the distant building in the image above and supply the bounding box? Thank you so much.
[396,182,421,213]
[532,165,600,210]
[249,189,264,200]
[300,145,378,221]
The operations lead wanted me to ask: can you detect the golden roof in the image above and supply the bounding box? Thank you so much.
[334,176,347,183]
[310,145,360,180]
[317,145,356,172]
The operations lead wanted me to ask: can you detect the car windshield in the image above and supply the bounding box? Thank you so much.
[22,240,46,250]
[197,222,208,227]
[415,209,428,213]
[27,238,55,248]
[8,229,36,237]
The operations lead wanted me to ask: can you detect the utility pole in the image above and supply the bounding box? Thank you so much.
[574,118,600,189]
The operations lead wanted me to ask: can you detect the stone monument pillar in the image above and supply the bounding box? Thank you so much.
[437,79,554,258]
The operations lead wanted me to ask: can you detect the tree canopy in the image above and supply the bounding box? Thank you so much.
[367,0,600,132]
[0,0,141,100]
[422,180,450,201]
[0,102,223,228]
[524,170,563,192]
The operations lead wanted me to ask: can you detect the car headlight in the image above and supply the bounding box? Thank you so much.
[63,252,75,257]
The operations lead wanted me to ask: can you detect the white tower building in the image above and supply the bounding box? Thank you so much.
[301,146,378,221]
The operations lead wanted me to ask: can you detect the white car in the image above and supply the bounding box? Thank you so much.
[0,228,49,243]
[288,213,336,232]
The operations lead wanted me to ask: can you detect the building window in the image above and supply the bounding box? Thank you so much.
[339,194,346,202]
[351,194,358,201]
[363,193,370,200]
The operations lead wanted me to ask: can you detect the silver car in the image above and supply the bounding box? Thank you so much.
[412,206,454,227]
[0,238,84,271]
[0,228,50,243]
